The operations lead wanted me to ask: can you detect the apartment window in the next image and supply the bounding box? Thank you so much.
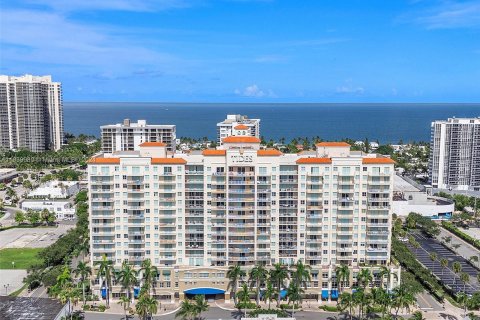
[259,167,267,174]
[164,167,172,174]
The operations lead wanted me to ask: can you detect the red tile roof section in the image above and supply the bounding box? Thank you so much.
[202,150,226,156]
[296,157,332,164]
[257,149,283,156]
[234,124,249,130]
[222,136,261,143]
[151,158,187,164]
[316,142,351,147]
[139,142,166,147]
[87,157,120,164]
[362,158,395,164]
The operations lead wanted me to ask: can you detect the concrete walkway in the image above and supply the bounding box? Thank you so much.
[438,226,480,264]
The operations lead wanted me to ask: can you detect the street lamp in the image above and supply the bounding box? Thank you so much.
[11,261,15,269]
[4,284,10,295]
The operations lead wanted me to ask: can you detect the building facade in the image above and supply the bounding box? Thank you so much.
[216,114,260,146]
[0,75,64,152]
[88,139,399,301]
[101,119,176,153]
[429,117,480,191]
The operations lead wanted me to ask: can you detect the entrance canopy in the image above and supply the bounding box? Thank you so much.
[184,288,225,295]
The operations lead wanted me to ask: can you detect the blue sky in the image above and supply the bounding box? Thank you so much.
[1,0,480,102]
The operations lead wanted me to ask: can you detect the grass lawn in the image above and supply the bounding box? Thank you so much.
[0,248,42,269]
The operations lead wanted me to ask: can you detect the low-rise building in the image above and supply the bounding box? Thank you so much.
[217,114,260,146]
[28,181,80,199]
[392,175,454,219]
[0,168,17,183]
[21,199,76,220]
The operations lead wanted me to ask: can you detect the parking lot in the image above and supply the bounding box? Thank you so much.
[408,231,480,295]
[0,222,75,249]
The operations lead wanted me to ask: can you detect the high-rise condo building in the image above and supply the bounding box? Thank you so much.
[101,119,176,153]
[88,134,399,301]
[0,75,64,152]
[216,114,260,146]
[429,117,480,191]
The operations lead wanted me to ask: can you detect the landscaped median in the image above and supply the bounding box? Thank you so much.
[441,221,480,250]
[0,248,42,269]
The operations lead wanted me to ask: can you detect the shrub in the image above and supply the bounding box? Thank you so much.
[82,305,91,311]
[442,221,480,250]
[236,302,258,310]
[248,309,288,317]
[97,304,106,312]
[320,305,339,312]
[280,303,301,310]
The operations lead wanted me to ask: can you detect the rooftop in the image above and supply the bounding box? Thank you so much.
[316,142,351,147]
[0,296,64,320]
[394,175,420,193]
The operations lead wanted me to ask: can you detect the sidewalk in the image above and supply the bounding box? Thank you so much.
[74,299,179,316]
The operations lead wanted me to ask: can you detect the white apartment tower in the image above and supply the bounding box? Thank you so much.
[429,117,480,191]
[216,114,260,146]
[101,119,176,153]
[0,75,64,152]
[88,138,399,301]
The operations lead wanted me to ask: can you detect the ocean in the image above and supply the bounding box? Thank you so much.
[64,103,480,144]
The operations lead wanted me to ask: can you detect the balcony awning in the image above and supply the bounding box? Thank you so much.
[331,289,338,299]
[184,288,225,295]
[321,290,329,299]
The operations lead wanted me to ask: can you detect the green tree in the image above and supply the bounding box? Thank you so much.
[14,211,25,224]
[116,261,139,305]
[378,266,397,290]
[338,292,355,320]
[193,295,209,319]
[357,268,373,290]
[286,281,302,317]
[175,299,194,320]
[249,264,268,306]
[74,261,92,306]
[440,258,449,277]
[460,272,470,293]
[226,265,246,306]
[453,262,462,285]
[291,260,311,292]
[392,285,415,317]
[136,294,158,320]
[411,310,426,320]
[335,264,350,293]
[457,292,469,318]
[26,210,40,225]
[96,255,114,307]
[270,263,289,307]
[263,281,275,309]
[117,296,130,319]
[139,259,159,297]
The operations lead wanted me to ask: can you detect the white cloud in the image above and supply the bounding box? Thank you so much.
[234,84,275,97]
[408,1,480,29]
[336,86,364,94]
[24,0,197,13]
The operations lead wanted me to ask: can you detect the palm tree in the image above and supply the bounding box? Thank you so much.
[440,258,449,277]
[469,255,479,268]
[226,265,246,306]
[291,260,311,289]
[452,243,461,252]
[237,283,251,318]
[194,295,209,319]
[412,240,420,255]
[357,268,373,290]
[372,287,391,319]
[116,261,139,304]
[96,255,114,307]
[74,261,92,306]
[429,252,438,271]
[352,288,371,320]
[118,295,130,319]
[338,292,355,320]
[392,285,415,317]
[335,264,350,293]
[452,261,462,285]
[286,282,303,317]
[263,281,275,309]
[249,264,268,306]
[139,259,159,297]
[270,263,289,307]
[457,292,469,318]
[136,295,158,320]
[175,299,194,320]
[460,272,470,293]
[378,266,397,290]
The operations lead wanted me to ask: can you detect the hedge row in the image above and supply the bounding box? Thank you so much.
[441,221,480,250]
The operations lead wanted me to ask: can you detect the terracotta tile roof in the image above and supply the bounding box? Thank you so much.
[234,124,249,130]
[296,157,332,164]
[202,150,226,156]
[316,142,351,147]
[222,136,261,143]
[362,157,395,164]
[151,158,187,164]
[257,149,283,156]
[87,157,120,164]
[139,142,166,147]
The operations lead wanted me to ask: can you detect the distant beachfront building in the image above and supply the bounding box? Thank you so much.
[429,117,480,191]
[101,119,176,153]
[88,137,399,302]
[0,75,64,152]
[216,114,260,146]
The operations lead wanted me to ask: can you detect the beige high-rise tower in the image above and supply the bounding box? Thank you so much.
[0,74,64,152]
